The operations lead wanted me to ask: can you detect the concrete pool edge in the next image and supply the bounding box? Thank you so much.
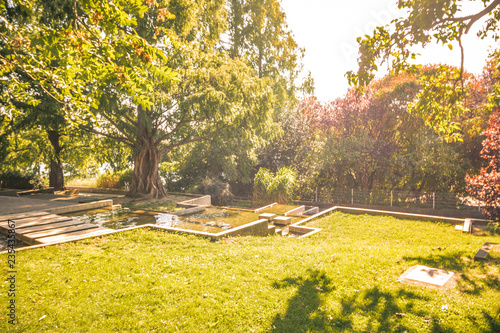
[1,203,489,253]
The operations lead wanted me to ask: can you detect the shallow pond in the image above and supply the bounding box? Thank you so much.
[64,204,304,234]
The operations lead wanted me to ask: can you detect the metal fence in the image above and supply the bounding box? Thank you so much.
[306,189,481,211]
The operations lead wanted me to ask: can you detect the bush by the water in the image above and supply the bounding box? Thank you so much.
[487,222,500,235]
[195,177,234,206]
[0,170,43,189]
[253,167,296,204]
[96,169,133,189]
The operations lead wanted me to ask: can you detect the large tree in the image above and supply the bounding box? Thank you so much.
[81,1,282,198]
[1,0,176,190]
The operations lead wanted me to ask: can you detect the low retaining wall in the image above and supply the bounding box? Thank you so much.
[172,206,206,216]
[295,201,486,220]
[254,203,278,213]
[217,219,269,238]
[66,186,129,195]
[285,206,305,216]
[303,207,320,215]
[292,205,489,228]
[178,195,211,206]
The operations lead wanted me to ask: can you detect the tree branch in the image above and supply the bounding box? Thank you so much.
[79,124,134,147]
[99,112,137,145]
[161,124,230,154]
[445,0,500,34]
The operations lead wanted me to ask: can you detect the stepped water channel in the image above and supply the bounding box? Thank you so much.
[0,210,113,245]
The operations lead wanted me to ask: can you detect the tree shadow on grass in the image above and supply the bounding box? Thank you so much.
[402,251,500,295]
[270,269,334,332]
[270,270,445,332]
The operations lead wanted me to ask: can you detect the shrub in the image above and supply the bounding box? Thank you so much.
[0,170,43,189]
[96,169,132,189]
[253,167,297,204]
[118,169,133,189]
[486,222,500,235]
[466,111,500,221]
[195,177,234,206]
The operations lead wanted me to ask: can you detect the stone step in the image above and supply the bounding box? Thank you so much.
[463,219,472,233]
[267,224,276,235]
[273,216,292,226]
[259,213,276,221]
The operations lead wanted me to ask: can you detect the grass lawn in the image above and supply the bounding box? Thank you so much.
[1,212,500,332]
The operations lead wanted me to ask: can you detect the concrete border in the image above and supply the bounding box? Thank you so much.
[292,206,488,227]
[285,205,305,216]
[66,186,129,194]
[45,200,114,214]
[288,205,490,238]
[254,203,278,213]
[2,203,487,253]
[1,218,272,253]
[178,195,211,206]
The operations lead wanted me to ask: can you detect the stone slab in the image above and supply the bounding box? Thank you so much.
[273,216,292,226]
[474,242,498,260]
[463,219,472,233]
[399,265,455,287]
[267,224,276,235]
[259,213,276,221]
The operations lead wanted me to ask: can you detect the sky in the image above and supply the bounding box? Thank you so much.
[281,0,498,102]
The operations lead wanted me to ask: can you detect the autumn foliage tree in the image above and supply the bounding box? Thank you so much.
[466,111,500,221]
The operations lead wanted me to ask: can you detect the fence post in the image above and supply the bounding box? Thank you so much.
[351,188,354,205]
[315,186,318,203]
[390,190,393,207]
[433,192,435,209]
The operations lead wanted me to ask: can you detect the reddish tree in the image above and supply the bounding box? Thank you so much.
[466,111,500,221]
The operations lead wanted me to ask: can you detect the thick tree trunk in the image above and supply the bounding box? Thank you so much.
[129,121,167,198]
[47,130,65,191]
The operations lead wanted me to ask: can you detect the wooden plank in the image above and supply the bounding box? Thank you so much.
[0,211,50,223]
[16,220,85,235]
[36,227,113,244]
[0,215,73,229]
[25,224,99,240]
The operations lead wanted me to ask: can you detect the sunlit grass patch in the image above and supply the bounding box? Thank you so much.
[1,212,499,332]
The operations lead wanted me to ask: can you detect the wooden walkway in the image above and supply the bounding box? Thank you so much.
[0,211,112,245]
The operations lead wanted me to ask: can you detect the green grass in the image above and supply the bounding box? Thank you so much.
[1,212,500,332]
